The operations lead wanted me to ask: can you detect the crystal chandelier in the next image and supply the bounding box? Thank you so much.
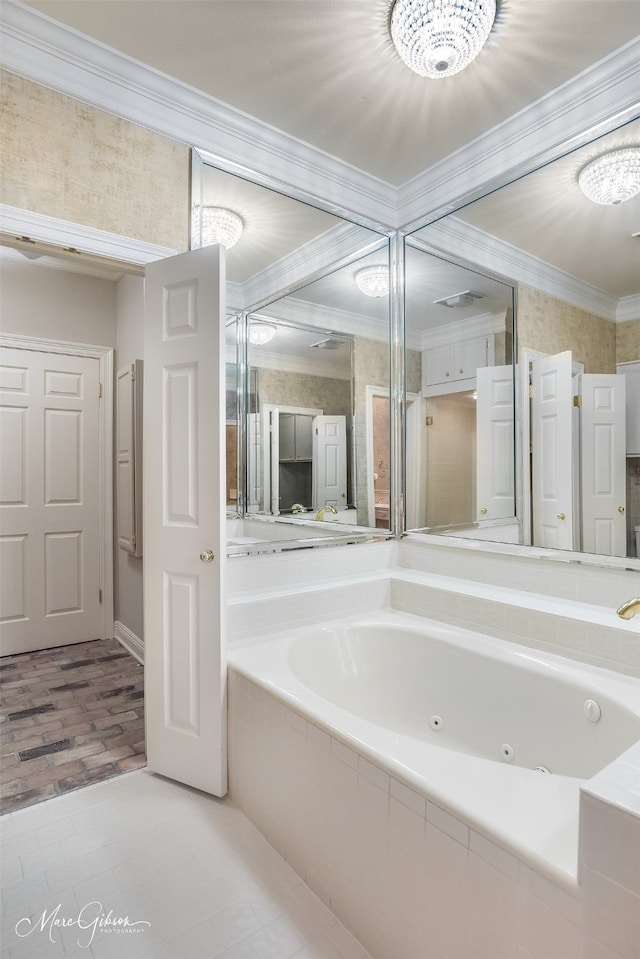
[578,148,640,205]
[390,0,496,79]
[198,207,244,248]
[355,266,389,298]
[248,321,277,346]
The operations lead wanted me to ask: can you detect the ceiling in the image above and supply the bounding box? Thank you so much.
[19,0,640,185]
[4,1,640,325]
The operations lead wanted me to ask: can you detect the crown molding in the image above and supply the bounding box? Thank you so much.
[398,37,640,229]
[0,204,176,266]
[420,312,508,351]
[5,0,638,239]
[0,1,397,229]
[2,2,636,322]
[239,221,386,311]
[414,216,620,321]
[617,294,640,323]
[256,295,388,343]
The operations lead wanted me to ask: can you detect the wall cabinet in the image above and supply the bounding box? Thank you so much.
[279,413,313,461]
[618,361,640,456]
[422,335,494,394]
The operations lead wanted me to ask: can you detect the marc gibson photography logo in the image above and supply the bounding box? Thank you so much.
[15,900,151,949]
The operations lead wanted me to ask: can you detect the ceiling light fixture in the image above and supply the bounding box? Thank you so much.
[578,148,640,205]
[198,206,244,248]
[355,265,389,298]
[390,0,496,79]
[248,321,277,346]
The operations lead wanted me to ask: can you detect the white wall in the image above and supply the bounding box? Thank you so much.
[0,253,117,345]
[114,273,145,642]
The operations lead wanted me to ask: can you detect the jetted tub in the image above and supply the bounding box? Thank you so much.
[228,609,640,883]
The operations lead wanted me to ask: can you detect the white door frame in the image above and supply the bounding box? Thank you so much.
[261,403,323,516]
[0,330,114,640]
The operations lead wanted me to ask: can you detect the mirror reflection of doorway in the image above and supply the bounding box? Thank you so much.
[372,394,390,528]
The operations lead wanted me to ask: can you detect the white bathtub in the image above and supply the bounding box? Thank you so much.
[228,609,640,884]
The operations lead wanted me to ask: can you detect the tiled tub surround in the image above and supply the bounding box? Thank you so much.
[229,669,640,959]
[229,610,640,885]
[226,539,640,959]
[228,664,640,959]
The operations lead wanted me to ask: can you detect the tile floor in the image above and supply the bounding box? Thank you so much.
[0,769,372,959]
[1,640,146,815]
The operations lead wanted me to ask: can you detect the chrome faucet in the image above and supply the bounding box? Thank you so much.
[616,598,640,620]
[291,503,307,514]
[316,505,338,522]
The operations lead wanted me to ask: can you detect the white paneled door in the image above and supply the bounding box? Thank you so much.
[531,351,574,550]
[143,245,227,797]
[580,373,626,557]
[0,347,103,655]
[476,365,515,521]
[312,414,347,511]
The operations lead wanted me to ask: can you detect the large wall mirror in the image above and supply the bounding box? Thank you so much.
[191,149,392,551]
[408,117,640,567]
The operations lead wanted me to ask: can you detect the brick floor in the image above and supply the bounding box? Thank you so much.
[0,638,145,814]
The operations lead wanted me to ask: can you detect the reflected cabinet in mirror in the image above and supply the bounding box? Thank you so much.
[409,117,640,564]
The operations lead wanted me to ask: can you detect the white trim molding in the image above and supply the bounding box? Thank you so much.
[257,295,388,343]
[398,36,640,227]
[0,205,177,266]
[413,216,622,321]
[0,1,397,229]
[420,311,508,351]
[617,294,640,323]
[0,331,114,641]
[114,620,144,665]
[3,1,639,232]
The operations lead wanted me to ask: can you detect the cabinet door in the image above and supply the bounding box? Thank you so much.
[456,336,488,380]
[423,345,455,387]
[295,414,313,460]
[619,363,640,455]
[279,413,296,461]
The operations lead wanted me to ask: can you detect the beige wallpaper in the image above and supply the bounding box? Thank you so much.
[424,397,475,528]
[616,319,640,365]
[256,367,351,415]
[1,70,190,250]
[517,285,616,372]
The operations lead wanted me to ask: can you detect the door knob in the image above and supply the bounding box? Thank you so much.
[557,513,566,521]
[618,506,625,514]
[480,507,488,515]
[200,549,215,563]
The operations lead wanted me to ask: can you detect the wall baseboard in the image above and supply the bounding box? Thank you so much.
[114,621,144,665]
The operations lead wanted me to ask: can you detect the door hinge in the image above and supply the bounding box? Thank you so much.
[131,362,136,380]
[529,384,534,398]
[98,588,103,605]
[573,394,582,407]
[98,382,103,398]
[425,415,434,426]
